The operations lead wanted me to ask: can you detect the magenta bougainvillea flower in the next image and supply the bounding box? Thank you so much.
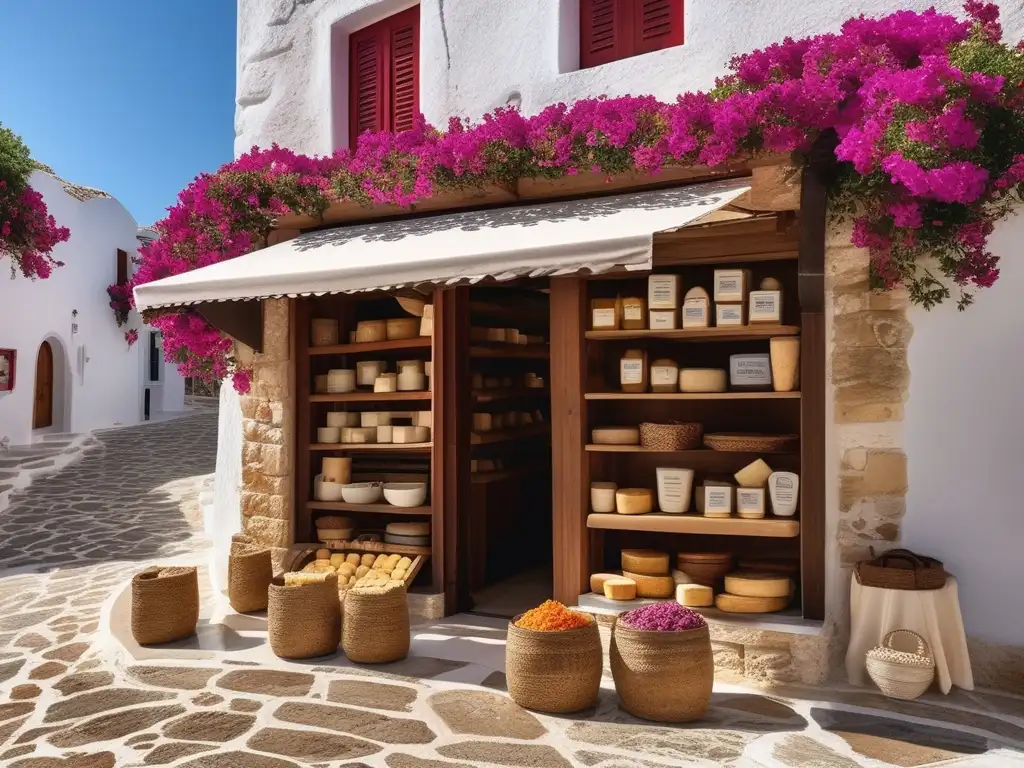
[131,2,1024,390]
[124,329,139,348]
[0,180,70,279]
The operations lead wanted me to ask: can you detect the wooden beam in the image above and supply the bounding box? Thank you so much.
[197,300,264,352]
[549,277,589,607]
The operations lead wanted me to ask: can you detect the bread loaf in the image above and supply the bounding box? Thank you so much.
[621,549,669,575]
[603,578,637,600]
[676,583,714,607]
[329,553,346,567]
[397,556,413,571]
[360,554,376,568]
[346,553,361,567]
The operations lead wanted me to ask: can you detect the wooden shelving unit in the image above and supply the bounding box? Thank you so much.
[585,391,800,401]
[587,513,800,538]
[309,442,432,452]
[310,391,431,403]
[306,501,433,516]
[297,540,432,556]
[307,337,431,355]
[585,326,800,342]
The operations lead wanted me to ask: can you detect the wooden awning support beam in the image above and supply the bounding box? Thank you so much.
[196,300,264,353]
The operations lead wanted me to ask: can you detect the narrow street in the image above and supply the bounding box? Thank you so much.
[0,411,1021,767]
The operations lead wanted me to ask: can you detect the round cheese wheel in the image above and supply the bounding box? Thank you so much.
[386,522,430,536]
[723,572,792,598]
[622,570,674,599]
[677,583,714,607]
[590,572,622,593]
[621,549,669,576]
[715,592,789,614]
[603,578,637,600]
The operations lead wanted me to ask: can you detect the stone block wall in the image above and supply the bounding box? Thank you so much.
[236,298,294,571]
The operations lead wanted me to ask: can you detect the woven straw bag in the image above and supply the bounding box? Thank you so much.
[268,574,341,659]
[131,566,200,645]
[611,622,714,722]
[342,585,410,663]
[228,535,272,613]
[866,629,935,700]
[505,616,602,714]
[639,422,702,451]
[855,548,946,591]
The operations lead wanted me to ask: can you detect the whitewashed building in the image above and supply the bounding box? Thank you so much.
[219,0,1024,685]
[0,169,186,448]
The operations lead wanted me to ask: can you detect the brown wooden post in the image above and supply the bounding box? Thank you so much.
[292,298,311,544]
[549,277,589,607]
[433,286,471,615]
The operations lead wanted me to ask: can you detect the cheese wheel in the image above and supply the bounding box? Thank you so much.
[397,556,413,571]
[386,522,430,536]
[735,458,773,488]
[679,368,727,393]
[672,569,693,585]
[360,554,376,568]
[315,549,330,561]
[622,570,675,599]
[621,549,670,576]
[715,592,789,613]
[615,488,653,515]
[677,583,714,607]
[589,572,622,593]
[723,572,792,598]
[346,553,361,567]
[603,578,637,600]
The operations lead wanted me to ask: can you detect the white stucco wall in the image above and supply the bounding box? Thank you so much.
[0,171,147,446]
[905,210,1024,647]
[235,0,1024,157]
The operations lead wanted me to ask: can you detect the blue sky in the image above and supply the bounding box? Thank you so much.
[2,1,237,226]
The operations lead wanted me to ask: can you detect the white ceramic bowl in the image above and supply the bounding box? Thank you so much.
[318,426,341,443]
[341,482,383,505]
[383,482,428,508]
[316,478,345,502]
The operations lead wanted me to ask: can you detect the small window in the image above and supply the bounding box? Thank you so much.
[116,248,129,285]
[580,0,683,69]
[348,5,420,150]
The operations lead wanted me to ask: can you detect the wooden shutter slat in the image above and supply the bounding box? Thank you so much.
[580,0,626,69]
[349,31,384,148]
[635,0,683,54]
[389,14,419,134]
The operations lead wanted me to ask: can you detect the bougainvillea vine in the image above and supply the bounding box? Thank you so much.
[107,283,133,327]
[133,3,1024,392]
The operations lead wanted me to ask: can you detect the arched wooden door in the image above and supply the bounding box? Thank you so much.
[33,341,54,429]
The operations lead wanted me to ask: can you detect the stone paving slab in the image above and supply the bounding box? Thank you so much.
[0,409,1023,766]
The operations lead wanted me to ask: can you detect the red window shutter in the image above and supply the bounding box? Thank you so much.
[634,0,683,55]
[580,0,630,70]
[116,249,128,285]
[349,28,384,149]
[388,7,420,134]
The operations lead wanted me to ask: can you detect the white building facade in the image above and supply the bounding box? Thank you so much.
[229,0,1024,679]
[0,170,186,448]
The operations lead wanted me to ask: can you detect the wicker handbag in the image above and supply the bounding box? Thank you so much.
[866,629,935,700]
[856,548,946,591]
[131,566,200,645]
[639,422,702,451]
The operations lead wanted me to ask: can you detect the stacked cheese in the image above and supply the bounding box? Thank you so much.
[713,572,792,613]
[594,550,676,601]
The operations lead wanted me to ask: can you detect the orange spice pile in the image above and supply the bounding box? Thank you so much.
[515,600,592,631]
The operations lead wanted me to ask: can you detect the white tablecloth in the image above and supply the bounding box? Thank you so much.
[846,575,973,694]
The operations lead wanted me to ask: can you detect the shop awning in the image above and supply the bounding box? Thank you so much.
[133,178,750,311]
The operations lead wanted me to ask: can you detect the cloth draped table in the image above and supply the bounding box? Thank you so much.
[846,575,973,694]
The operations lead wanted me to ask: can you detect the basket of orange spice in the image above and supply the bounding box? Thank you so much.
[505,600,602,713]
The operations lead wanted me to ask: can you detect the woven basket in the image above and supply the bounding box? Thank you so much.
[611,622,713,722]
[342,585,410,663]
[866,629,935,700]
[268,574,341,659]
[703,432,799,453]
[856,548,946,591]
[131,566,200,645]
[639,422,702,451]
[228,537,272,613]
[505,616,602,714]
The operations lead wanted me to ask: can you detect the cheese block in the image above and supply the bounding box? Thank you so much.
[326,411,359,427]
[724,572,792,598]
[735,458,773,488]
[392,425,428,443]
[622,570,675,599]
[374,373,398,393]
[679,368,727,393]
[672,569,693,585]
[386,521,430,536]
[615,488,653,515]
[677,583,714,607]
[603,577,638,600]
[682,287,710,329]
[360,411,392,427]
[589,572,622,593]
[355,320,387,343]
[592,427,641,445]
[621,549,670,576]
[341,427,377,444]
[715,592,789,614]
[386,317,419,340]
[357,360,386,387]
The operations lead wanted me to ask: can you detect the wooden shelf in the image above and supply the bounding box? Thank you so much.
[310,391,431,403]
[585,326,800,342]
[471,424,551,445]
[473,388,548,403]
[470,344,549,359]
[307,501,432,516]
[470,465,549,484]
[585,391,800,401]
[308,337,431,356]
[309,442,432,452]
[587,512,800,538]
[297,540,431,555]
[585,445,791,456]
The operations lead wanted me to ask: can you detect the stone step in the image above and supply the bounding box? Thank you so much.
[40,432,80,443]
[3,445,63,458]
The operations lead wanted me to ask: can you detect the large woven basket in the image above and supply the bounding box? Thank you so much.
[611,622,713,722]
[268,574,341,659]
[131,566,200,645]
[342,585,410,663]
[228,536,272,613]
[639,422,702,451]
[856,548,946,591]
[866,629,935,700]
[505,615,602,714]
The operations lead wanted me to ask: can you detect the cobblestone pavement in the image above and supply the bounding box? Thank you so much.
[0,411,1022,767]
